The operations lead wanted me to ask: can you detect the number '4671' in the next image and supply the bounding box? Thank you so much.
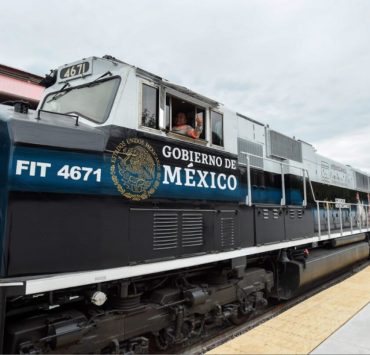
[57,165,101,182]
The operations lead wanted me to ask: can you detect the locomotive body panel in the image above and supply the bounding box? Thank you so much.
[0,118,11,276]
[0,55,369,353]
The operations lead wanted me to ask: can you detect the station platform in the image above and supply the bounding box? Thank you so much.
[208,265,370,354]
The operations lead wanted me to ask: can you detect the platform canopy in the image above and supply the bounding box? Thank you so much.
[0,64,44,108]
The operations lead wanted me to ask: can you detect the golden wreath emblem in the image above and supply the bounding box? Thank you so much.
[110,138,161,200]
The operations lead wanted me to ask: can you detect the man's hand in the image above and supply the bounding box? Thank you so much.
[195,114,203,127]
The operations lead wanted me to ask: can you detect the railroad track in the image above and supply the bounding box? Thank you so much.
[174,259,370,355]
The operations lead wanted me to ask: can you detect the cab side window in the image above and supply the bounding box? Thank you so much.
[211,111,224,146]
[167,94,206,140]
[141,84,159,129]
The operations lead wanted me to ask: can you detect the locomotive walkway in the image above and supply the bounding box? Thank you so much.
[207,265,370,354]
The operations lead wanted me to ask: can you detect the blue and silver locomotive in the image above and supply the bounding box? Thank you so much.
[0,55,369,353]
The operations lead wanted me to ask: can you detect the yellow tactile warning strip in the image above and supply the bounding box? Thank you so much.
[208,266,370,354]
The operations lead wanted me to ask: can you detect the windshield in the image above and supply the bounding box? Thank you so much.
[41,77,120,123]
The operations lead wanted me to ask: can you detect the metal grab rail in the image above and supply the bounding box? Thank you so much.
[239,152,370,239]
[240,152,307,207]
[315,200,370,238]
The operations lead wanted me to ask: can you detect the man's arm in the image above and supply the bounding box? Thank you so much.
[187,115,203,138]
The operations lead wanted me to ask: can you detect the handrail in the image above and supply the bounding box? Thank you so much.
[239,151,309,207]
[239,152,370,239]
[314,199,370,238]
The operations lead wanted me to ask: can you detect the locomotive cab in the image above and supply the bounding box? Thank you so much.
[37,56,234,155]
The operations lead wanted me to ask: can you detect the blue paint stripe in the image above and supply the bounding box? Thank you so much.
[8,146,304,205]
[9,146,247,202]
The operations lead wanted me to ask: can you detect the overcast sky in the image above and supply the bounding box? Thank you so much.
[1,0,369,171]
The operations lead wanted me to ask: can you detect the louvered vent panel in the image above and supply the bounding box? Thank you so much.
[355,172,369,191]
[181,213,204,247]
[237,138,264,169]
[269,130,302,162]
[297,209,303,219]
[153,213,178,250]
[272,209,280,219]
[221,217,235,247]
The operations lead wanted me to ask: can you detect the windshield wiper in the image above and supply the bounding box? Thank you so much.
[46,71,112,104]
[86,71,112,87]
[46,82,71,103]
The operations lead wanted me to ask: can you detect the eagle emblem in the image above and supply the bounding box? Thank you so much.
[111,138,161,200]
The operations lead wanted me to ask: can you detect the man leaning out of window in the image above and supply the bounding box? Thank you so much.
[172,112,203,139]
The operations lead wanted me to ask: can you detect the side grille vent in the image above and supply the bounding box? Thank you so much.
[355,172,369,191]
[272,209,280,219]
[289,209,303,219]
[269,130,302,162]
[237,138,264,169]
[153,213,178,250]
[221,217,235,247]
[152,211,204,251]
[260,208,281,220]
[182,213,204,247]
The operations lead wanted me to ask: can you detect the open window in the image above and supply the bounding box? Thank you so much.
[166,94,206,140]
[141,83,159,129]
[211,110,224,147]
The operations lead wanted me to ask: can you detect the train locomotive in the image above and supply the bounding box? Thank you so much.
[0,55,369,353]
